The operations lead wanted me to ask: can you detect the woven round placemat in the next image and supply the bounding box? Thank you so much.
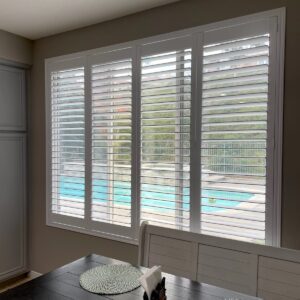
[79,264,143,295]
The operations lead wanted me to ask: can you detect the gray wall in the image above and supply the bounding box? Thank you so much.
[29,0,300,273]
[0,30,32,65]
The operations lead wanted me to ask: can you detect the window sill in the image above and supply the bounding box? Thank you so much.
[46,220,139,246]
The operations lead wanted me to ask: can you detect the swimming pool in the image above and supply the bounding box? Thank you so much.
[59,177,253,213]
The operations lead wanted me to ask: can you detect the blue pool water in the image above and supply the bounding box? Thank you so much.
[59,177,253,213]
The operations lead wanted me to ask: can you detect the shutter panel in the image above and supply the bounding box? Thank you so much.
[51,67,85,219]
[91,57,132,229]
[140,46,192,230]
[200,33,270,243]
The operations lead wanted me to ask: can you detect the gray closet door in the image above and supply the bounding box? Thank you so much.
[0,134,26,280]
[0,65,26,131]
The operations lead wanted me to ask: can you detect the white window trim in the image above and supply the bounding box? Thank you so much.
[45,8,285,246]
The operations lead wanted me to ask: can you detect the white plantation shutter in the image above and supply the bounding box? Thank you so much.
[46,13,283,245]
[200,21,275,243]
[89,49,134,237]
[49,62,85,223]
[140,39,192,230]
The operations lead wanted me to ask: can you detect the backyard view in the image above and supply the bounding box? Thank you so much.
[51,34,269,244]
[200,34,269,243]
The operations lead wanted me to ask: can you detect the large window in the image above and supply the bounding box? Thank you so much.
[46,9,284,245]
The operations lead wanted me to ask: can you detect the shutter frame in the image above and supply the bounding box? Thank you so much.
[45,9,284,246]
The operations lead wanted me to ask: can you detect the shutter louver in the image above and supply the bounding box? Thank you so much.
[51,67,85,218]
[200,34,270,243]
[91,58,132,227]
[140,49,191,230]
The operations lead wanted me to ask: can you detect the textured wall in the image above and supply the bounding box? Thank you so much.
[29,0,300,273]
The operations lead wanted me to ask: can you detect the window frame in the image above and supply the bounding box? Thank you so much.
[45,8,285,246]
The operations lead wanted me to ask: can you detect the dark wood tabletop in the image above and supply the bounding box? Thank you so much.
[0,254,261,300]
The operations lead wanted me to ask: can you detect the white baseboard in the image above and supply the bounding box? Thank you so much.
[28,271,42,278]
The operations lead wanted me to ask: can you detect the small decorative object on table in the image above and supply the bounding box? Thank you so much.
[139,266,167,300]
[143,277,167,300]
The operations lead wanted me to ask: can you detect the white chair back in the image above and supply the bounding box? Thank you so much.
[138,221,148,266]
[140,224,300,299]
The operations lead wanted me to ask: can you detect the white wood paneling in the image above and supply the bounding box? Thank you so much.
[141,224,300,298]
[258,257,300,299]
[197,245,257,296]
[147,235,197,279]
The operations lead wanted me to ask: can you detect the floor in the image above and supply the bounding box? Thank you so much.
[0,272,41,294]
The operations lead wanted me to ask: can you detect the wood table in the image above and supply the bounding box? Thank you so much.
[0,254,261,299]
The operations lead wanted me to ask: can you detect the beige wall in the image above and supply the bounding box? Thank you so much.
[0,30,32,65]
[29,0,300,273]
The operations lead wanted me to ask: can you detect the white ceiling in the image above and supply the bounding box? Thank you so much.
[0,0,178,40]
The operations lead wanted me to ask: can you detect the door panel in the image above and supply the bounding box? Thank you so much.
[0,134,26,278]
